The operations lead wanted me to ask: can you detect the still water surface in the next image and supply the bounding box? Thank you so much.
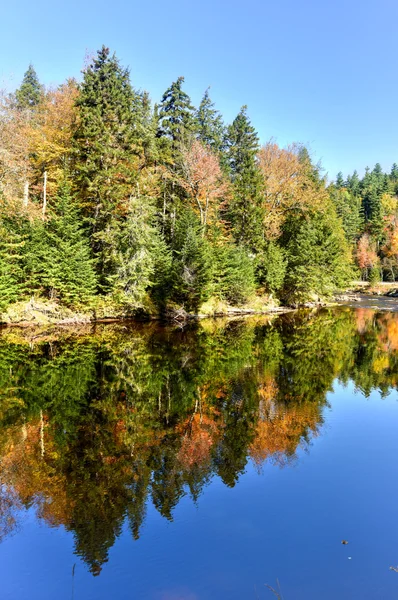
[1,306,398,599]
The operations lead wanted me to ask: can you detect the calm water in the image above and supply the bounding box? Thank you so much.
[1,306,398,599]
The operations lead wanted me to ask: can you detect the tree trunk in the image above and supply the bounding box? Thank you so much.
[42,171,47,216]
[23,180,29,207]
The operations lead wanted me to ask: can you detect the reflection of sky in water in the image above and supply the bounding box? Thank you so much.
[1,307,398,599]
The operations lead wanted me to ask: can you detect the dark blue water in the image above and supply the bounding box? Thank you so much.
[1,307,398,599]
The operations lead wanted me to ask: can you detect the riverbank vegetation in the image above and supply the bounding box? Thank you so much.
[0,47,357,320]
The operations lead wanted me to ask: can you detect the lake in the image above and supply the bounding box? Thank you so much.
[1,305,398,599]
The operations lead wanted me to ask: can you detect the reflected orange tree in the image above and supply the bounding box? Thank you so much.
[0,307,398,573]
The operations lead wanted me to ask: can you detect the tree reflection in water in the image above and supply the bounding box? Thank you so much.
[0,306,397,574]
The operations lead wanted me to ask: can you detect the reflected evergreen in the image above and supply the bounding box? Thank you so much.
[0,307,398,573]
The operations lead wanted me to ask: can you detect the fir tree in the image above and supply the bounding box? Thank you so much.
[346,170,360,196]
[15,64,42,110]
[0,221,25,310]
[170,210,214,311]
[73,46,143,287]
[213,245,256,304]
[335,172,345,189]
[73,46,139,221]
[282,210,353,303]
[196,88,225,153]
[99,194,171,308]
[26,183,97,306]
[225,106,263,249]
[390,163,398,180]
[157,77,196,158]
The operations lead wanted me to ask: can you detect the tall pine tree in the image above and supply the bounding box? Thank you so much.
[15,64,42,110]
[196,88,224,153]
[224,106,263,249]
[73,46,142,288]
[157,76,196,160]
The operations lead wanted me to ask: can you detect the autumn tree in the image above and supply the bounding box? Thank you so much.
[178,139,229,230]
[356,233,379,281]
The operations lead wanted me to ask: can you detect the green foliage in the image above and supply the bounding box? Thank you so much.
[15,64,42,109]
[169,211,214,311]
[0,221,25,311]
[26,183,97,306]
[213,245,256,304]
[282,209,353,303]
[330,187,363,243]
[196,88,225,153]
[225,106,263,248]
[99,194,171,307]
[157,76,196,158]
[73,46,142,285]
[255,241,287,293]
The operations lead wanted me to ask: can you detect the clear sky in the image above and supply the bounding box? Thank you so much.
[1,0,397,180]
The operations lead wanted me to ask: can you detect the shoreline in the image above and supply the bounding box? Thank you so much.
[2,282,398,331]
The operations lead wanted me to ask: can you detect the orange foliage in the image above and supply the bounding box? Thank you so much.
[249,401,320,467]
[257,141,325,238]
[179,140,230,228]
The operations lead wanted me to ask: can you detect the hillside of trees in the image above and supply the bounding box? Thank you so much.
[331,165,398,283]
[1,46,384,318]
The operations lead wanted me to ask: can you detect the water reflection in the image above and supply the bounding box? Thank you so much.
[0,307,397,575]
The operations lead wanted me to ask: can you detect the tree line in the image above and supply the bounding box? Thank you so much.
[331,165,398,282]
[0,47,367,315]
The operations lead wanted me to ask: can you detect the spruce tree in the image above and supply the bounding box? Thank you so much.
[282,210,353,303]
[99,194,171,308]
[169,210,214,311]
[26,183,97,306]
[73,46,143,288]
[0,221,25,310]
[15,64,42,110]
[225,106,263,249]
[390,163,398,180]
[346,170,361,196]
[196,88,225,153]
[335,172,345,189]
[157,76,196,158]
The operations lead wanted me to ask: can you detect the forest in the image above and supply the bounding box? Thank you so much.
[0,46,397,317]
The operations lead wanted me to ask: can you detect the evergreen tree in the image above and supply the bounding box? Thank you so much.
[330,187,363,243]
[346,170,360,196]
[196,88,224,153]
[73,46,143,288]
[213,245,256,304]
[26,183,97,306]
[0,220,25,311]
[157,77,196,158]
[390,163,398,180]
[15,64,42,110]
[335,172,345,189]
[225,106,263,248]
[282,210,353,303]
[169,211,214,311]
[255,241,287,294]
[99,194,171,308]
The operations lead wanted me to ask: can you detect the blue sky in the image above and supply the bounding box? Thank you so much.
[1,0,397,180]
